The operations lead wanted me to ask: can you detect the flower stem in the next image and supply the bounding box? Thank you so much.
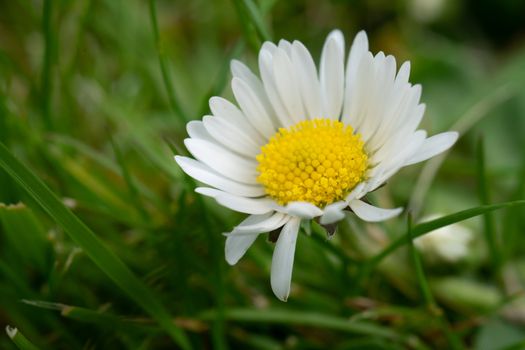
[407,214,464,350]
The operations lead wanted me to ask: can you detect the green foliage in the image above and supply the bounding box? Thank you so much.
[1,0,525,349]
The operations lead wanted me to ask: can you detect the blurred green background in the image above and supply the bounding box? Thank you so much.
[1,0,525,349]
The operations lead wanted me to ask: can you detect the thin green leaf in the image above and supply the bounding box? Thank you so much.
[476,137,502,281]
[0,91,8,143]
[196,40,245,118]
[407,215,434,307]
[0,141,191,350]
[0,203,51,272]
[201,308,405,341]
[21,300,158,334]
[110,135,150,222]
[232,0,265,52]
[239,0,272,42]
[5,326,40,350]
[148,0,188,123]
[502,151,525,259]
[41,0,54,130]
[407,215,463,350]
[49,134,159,205]
[368,200,525,268]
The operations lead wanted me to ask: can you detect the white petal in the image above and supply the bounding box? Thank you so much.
[366,130,427,192]
[343,51,374,127]
[271,217,301,301]
[261,41,278,54]
[196,187,275,215]
[319,201,348,225]
[357,52,386,142]
[345,182,368,202]
[349,199,403,222]
[320,30,345,120]
[187,120,213,141]
[342,31,369,122]
[273,48,306,123]
[225,233,259,266]
[259,49,294,128]
[370,129,427,171]
[404,132,459,166]
[184,138,258,184]
[346,31,369,87]
[230,60,278,127]
[291,40,322,119]
[282,201,323,219]
[232,77,276,138]
[209,96,266,144]
[395,61,411,88]
[194,187,226,198]
[359,53,397,144]
[226,212,289,235]
[278,39,292,56]
[202,115,260,157]
[175,156,264,197]
[225,212,281,265]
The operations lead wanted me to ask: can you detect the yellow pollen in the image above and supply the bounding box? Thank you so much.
[256,119,368,207]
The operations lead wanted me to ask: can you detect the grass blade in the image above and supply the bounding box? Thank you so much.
[201,308,404,341]
[407,215,463,350]
[0,203,51,273]
[109,135,150,222]
[232,0,265,52]
[21,300,159,334]
[41,0,54,130]
[407,215,434,307]
[0,141,191,350]
[5,326,40,350]
[196,40,245,119]
[148,0,188,123]
[368,200,525,269]
[476,138,502,282]
[239,0,272,42]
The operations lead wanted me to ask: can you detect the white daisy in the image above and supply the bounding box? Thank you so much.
[175,30,458,301]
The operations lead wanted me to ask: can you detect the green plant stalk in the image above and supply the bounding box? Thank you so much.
[407,215,463,350]
[5,326,40,350]
[196,40,245,119]
[366,200,525,270]
[41,0,54,130]
[0,92,8,143]
[0,141,191,350]
[200,308,405,342]
[197,195,228,350]
[110,135,150,222]
[167,140,227,349]
[502,151,525,259]
[240,0,272,42]
[476,138,503,283]
[232,0,264,52]
[148,0,188,123]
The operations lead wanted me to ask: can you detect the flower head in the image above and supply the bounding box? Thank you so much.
[175,30,458,301]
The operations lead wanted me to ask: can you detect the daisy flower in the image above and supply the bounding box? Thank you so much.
[175,30,458,301]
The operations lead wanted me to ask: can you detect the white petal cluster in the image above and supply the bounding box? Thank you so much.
[176,30,458,301]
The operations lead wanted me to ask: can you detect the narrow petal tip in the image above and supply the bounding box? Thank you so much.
[349,199,403,222]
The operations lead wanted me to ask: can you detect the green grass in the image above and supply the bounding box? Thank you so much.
[1,0,525,349]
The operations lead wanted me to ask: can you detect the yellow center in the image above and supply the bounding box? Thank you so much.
[256,119,368,207]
